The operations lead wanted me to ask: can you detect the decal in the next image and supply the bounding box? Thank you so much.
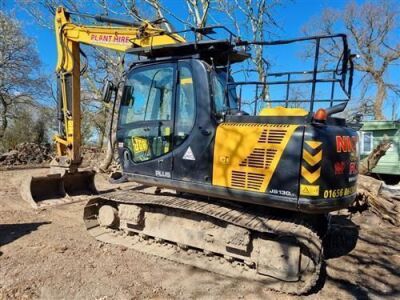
[132,137,149,154]
[349,162,358,175]
[303,148,322,166]
[305,141,322,149]
[300,184,320,196]
[155,170,171,178]
[334,161,346,175]
[219,156,230,164]
[301,140,322,184]
[336,136,358,153]
[182,147,195,160]
[180,77,193,85]
[323,186,357,198]
[269,189,294,197]
[301,166,321,184]
[349,176,357,183]
[90,34,131,44]
[333,161,358,176]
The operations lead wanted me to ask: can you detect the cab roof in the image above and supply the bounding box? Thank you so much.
[127,40,250,66]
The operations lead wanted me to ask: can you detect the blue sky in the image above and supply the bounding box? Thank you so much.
[3,0,350,73]
[2,0,399,119]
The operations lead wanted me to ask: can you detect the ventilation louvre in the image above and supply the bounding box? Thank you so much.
[231,171,264,191]
[258,129,287,144]
[240,148,277,169]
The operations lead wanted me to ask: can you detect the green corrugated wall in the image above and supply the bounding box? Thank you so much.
[360,121,400,175]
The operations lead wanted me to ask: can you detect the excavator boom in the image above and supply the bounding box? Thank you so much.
[21,7,185,208]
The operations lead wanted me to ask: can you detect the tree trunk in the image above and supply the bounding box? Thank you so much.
[254,46,270,109]
[357,175,400,225]
[0,95,8,139]
[98,126,105,149]
[99,85,122,172]
[373,79,387,121]
[355,139,400,225]
[359,139,392,175]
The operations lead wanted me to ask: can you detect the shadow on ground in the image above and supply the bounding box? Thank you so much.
[322,213,400,299]
[0,222,50,247]
[324,214,359,259]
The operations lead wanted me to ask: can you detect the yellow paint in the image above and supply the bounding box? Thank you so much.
[54,135,69,146]
[180,78,193,85]
[300,184,320,196]
[163,127,171,136]
[301,166,321,184]
[66,119,74,140]
[259,106,308,117]
[212,124,298,192]
[302,149,322,166]
[219,156,230,164]
[323,186,356,198]
[305,140,322,149]
[132,137,149,154]
[55,7,185,73]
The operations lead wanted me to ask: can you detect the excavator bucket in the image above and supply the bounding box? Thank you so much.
[21,171,97,209]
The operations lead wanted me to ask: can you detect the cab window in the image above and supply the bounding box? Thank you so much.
[175,65,195,146]
[211,72,238,113]
[119,65,174,163]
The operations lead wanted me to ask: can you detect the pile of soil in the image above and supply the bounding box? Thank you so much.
[81,146,106,168]
[0,143,52,166]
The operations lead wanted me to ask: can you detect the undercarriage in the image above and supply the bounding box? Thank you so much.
[83,187,324,295]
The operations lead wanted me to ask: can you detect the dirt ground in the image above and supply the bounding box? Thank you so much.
[0,169,399,300]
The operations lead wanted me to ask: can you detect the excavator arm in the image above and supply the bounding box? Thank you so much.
[54,6,184,170]
[21,7,185,208]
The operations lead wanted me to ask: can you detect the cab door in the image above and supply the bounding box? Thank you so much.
[171,60,216,183]
[117,63,176,178]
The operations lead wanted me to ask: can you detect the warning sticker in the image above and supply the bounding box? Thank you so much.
[300,184,320,196]
[182,147,195,160]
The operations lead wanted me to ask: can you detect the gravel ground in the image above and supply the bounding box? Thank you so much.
[0,168,399,300]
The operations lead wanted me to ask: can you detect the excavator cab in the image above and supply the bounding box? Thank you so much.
[114,31,357,213]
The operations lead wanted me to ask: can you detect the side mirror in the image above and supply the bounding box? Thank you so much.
[101,80,116,103]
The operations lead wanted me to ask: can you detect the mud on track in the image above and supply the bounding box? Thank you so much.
[0,168,399,299]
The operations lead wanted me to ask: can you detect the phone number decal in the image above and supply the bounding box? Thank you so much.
[323,186,357,198]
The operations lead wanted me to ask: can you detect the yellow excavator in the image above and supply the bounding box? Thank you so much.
[21,7,185,207]
[22,7,359,294]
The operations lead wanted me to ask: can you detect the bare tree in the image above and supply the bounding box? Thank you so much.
[186,0,210,30]
[0,11,47,139]
[303,0,400,120]
[215,0,282,106]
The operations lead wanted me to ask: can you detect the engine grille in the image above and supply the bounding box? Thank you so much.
[231,171,265,191]
[258,129,287,144]
[213,123,298,193]
[240,148,277,169]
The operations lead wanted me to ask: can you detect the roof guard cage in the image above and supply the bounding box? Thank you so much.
[229,34,354,116]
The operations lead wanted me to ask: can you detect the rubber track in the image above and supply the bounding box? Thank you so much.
[86,189,322,295]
